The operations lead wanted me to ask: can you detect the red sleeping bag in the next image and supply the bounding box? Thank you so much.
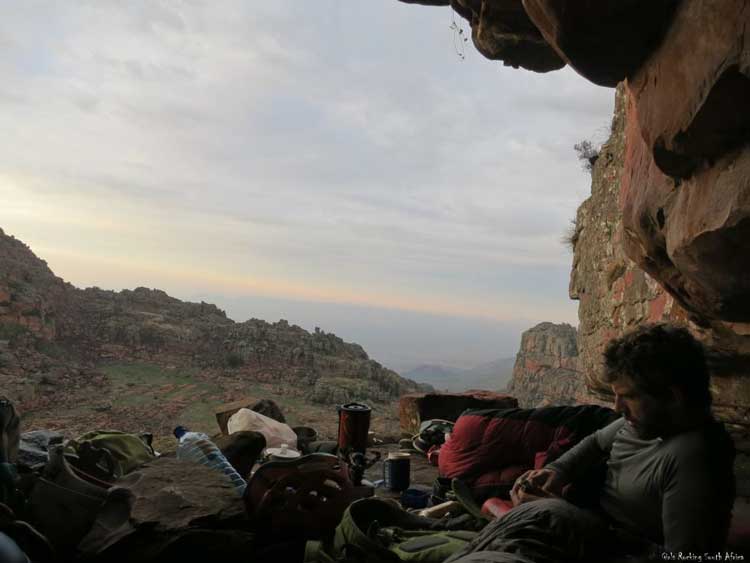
[439,405,618,500]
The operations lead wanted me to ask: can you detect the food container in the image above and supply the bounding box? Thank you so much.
[383,451,410,491]
[264,443,301,462]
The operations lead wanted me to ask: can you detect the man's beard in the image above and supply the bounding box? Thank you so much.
[627,414,667,440]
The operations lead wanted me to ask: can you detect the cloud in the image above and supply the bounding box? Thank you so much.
[0,1,613,364]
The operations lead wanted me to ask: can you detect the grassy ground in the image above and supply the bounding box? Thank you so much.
[22,361,402,452]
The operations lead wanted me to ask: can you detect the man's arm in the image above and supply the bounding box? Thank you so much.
[545,417,623,482]
[510,418,624,505]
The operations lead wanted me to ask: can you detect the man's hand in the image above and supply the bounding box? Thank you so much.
[510,468,567,506]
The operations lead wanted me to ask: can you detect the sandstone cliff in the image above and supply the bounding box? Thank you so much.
[506,322,581,407]
[571,83,750,492]
[399,0,750,465]
[570,86,691,405]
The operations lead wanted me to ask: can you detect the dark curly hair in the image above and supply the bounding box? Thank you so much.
[603,323,712,408]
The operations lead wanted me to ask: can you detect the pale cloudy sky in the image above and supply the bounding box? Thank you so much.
[0,1,614,372]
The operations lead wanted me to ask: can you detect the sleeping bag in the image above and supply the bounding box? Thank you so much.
[438,405,617,500]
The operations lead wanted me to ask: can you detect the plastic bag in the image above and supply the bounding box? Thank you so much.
[227,408,298,450]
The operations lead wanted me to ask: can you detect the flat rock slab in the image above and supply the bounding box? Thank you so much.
[79,455,249,559]
[118,455,247,529]
[400,392,518,436]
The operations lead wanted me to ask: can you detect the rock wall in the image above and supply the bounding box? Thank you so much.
[568,14,749,445]
[506,322,581,407]
[570,75,750,496]
[398,0,750,443]
[570,85,690,404]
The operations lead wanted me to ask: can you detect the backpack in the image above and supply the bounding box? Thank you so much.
[245,454,354,541]
[66,430,156,479]
[305,498,477,563]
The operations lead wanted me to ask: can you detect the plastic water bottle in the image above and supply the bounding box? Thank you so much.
[173,426,247,495]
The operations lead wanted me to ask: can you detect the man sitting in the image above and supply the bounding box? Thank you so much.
[449,324,736,562]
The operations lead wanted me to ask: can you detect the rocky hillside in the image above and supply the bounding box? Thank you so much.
[0,229,427,435]
[0,229,73,341]
[506,322,581,407]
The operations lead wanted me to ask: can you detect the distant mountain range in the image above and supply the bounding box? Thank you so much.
[400,357,516,392]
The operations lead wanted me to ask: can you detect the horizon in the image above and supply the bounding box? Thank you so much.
[0,2,612,372]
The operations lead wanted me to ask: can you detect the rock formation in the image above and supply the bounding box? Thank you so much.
[521,0,681,87]
[398,0,750,471]
[398,0,564,72]
[505,1,750,335]
[570,84,750,491]
[570,85,691,404]
[0,229,426,421]
[399,390,517,435]
[0,228,73,340]
[617,1,750,348]
[506,322,581,407]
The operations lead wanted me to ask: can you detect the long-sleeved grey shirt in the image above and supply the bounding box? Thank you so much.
[546,417,734,553]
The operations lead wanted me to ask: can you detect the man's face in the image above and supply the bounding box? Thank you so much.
[611,377,672,439]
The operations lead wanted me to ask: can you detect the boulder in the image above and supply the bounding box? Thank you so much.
[399,391,517,436]
[521,0,680,86]
[78,456,252,563]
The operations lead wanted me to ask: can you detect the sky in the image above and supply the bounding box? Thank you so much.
[0,1,614,373]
